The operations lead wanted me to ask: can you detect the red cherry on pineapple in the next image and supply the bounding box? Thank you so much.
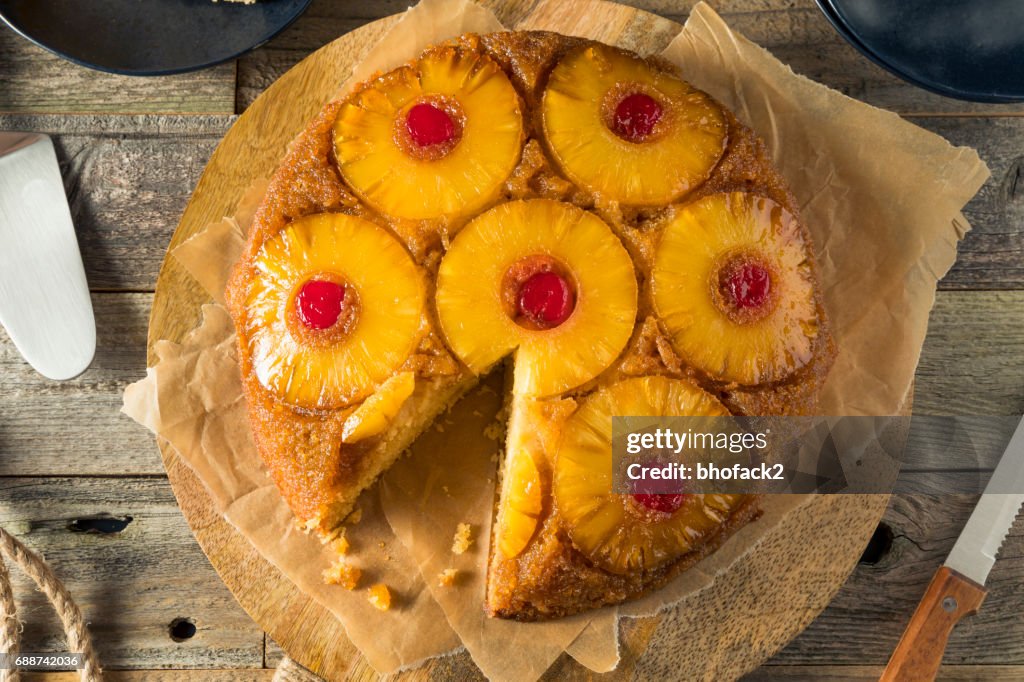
[726,262,771,310]
[613,93,662,142]
[406,102,456,147]
[517,271,575,328]
[633,492,688,514]
[296,280,346,330]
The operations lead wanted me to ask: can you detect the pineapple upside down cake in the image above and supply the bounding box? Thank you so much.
[224,31,835,621]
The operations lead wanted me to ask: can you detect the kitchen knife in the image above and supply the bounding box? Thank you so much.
[880,416,1024,681]
[0,132,95,380]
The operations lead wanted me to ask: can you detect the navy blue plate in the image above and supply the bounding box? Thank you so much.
[0,0,311,76]
[816,0,1024,103]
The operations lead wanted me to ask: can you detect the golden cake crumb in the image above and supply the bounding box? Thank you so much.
[367,583,391,611]
[330,531,349,557]
[346,507,362,525]
[452,523,473,555]
[437,568,458,587]
[322,559,361,590]
[483,421,503,440]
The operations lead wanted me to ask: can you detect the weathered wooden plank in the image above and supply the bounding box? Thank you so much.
[748,665,1024,681]
[0,113,1017,292]
[19,0,949,122]
[0,293,158,476]
[234,0,1024,115]
[234,0,406,112]
[707,4,1024,116]
[265,637,285,668]
[26,664,1024,681]
[0,29,236,115]
[769,494,1024,666]
[0,114,232,292]
[0,290,1020,476]
[911,117,1024,291]
[25,672,274,681]
[3,479,1020,672]
[0,477,265,669]
[916,291,1024,415]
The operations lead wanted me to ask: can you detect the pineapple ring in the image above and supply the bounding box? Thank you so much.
[333,46,525,221]
[652,192,820,386]
[435,199,638,397]
[553,376,745,575]
[244,213,425,410]
[541,43,727,206]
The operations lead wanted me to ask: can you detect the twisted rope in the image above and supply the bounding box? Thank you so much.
[0,527,101,681]
[0,553,19,682]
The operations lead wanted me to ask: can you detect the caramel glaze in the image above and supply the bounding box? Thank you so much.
[224,30,835,616]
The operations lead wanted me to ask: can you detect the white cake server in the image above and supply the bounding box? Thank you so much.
[0,132,95,380]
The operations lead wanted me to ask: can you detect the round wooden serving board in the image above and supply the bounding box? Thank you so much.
[148,1,891,679]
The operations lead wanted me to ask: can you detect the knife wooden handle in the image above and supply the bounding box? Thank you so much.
[880,566,987,682]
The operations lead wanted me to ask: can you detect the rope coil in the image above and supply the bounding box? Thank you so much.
[0,527,101,681]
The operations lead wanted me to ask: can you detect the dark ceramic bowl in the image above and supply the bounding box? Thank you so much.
[816,0,1024,103]
[0,0,312,76]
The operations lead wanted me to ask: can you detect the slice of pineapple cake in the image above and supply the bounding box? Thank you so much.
[233,210,478,538]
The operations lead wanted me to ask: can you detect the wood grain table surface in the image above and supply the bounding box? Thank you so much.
[0,0,1022,679]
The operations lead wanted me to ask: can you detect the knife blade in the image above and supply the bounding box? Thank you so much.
[0,132,95,380]
[944,418,1024,585]
[881,416,1024,681]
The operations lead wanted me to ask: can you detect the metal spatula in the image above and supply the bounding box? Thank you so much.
[0,132,95,380]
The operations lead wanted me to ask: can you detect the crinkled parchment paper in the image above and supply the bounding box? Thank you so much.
[123,1,989,679]
[123,298,463,673]
[666,4,989,417]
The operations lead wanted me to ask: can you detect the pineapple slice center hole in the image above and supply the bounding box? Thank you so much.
[395,97,465,161]
[612,92,662,142]
[713,253,776,323]
[502,255,577,330]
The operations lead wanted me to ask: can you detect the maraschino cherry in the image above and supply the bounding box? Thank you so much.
[296,280,346,330]
[517,271,575,328]
[613,93,662,142]
[632,492,688,515]
[725,262,771,310]
[406,102,456,147]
